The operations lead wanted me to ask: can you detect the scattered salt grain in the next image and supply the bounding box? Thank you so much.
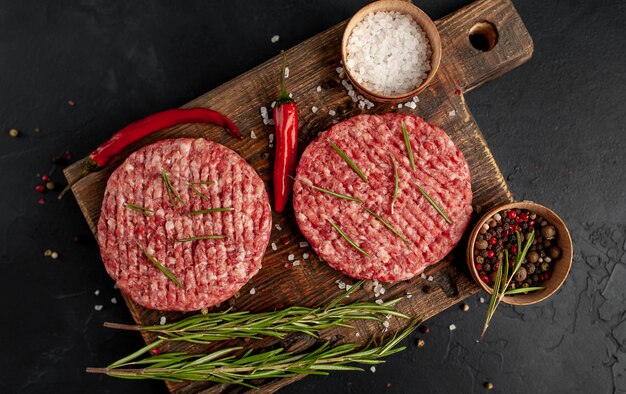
[329,109,336,116]
[413,96,420,102]
[284,67,290,79]
[113,283,118,289]
[420,273,427,279]
[260,106,271,125]
[345,284,352,291]
[94,305,103,311]
[271,242,277,251]
[356,332,361,337]
[270,101,276,108]
[110,297,117,304]
[332,120,339,124]
[292,260,301,266]
[303,253,310,259]
[250,130,257,139]
[316,85,322,92]
[346,11,432,96]
[271,35,280,43]
[370,366,376,373]
[375,299,384,305]
[448,109,456,117]
[299,241,309,248]
[288,254,295,261]
[159,316,167,325]
[383,321,390,328]
[269,144,274,148]
[311,106,318,113]
[449,324,457,331]
[249,288,256,295]
[480,297,486,303]
[94,289,100,296]
[427,275,434,282]
[288,93,293,98]
[269,133,274,143]
[275,224,282,231]
[336,67,344,74]
[335,279,346,290]
[398,103,403,109]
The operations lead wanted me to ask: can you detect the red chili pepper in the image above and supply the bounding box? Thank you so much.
[58,108,241,199]
[272,52,299,213]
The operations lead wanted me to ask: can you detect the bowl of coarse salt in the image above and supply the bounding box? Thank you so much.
[341,0,441,103]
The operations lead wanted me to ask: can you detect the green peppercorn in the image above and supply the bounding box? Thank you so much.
[476,256,485,264]
[522,282,529,288]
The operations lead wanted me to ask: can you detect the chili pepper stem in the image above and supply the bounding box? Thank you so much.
[277,51,293,104]
[57,158,101,199]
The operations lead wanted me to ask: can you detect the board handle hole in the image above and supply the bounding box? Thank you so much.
[469,21,498,52]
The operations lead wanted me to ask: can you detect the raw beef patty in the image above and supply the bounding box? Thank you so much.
[97,138,272,311]
[293,114,472,282]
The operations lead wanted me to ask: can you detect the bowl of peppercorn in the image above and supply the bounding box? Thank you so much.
[466,201,573,306]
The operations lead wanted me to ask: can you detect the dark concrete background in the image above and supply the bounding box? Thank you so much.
[1,0,624,393]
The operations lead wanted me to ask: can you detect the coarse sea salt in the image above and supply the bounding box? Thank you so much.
[316,85,322,92]
[159,316,167,325]
[271,35,280,43]
[303,252,310,259]
[110,297,117,304]
[449,324,457,331]
[94,305,103,311]
[311,106,318,113]
[271,242,277,251]
[346,11,431,96]
[299,241,309,248]
[284,67,290,79]
[250,130,257,139]
[249,288,256,295]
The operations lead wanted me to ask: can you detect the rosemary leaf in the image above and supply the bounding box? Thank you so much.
[189,181,215,185]
[504,286,545,295]
[327,218,370,258]
[161,169,186,208]
[300,180,364,203]
[416,183,452,224]
[389,153,399,214]
[188,184,210,201]
[327,139,368,183]
[361,206,411,245]
[183,207,233,215]
[125,203,154,216]
[137,243,183,288]
[176,235,227,242]
[401,122,415,171]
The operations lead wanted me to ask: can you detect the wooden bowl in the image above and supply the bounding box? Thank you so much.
[341,0,442,104]
[466,202,573,306]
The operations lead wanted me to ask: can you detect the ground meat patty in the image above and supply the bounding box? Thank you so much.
[293,114,472,282]
[97,138,271,311]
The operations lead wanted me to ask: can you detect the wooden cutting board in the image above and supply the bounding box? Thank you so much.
[65,0,532,392]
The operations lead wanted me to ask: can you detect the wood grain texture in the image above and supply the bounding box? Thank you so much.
[64,0,532,392]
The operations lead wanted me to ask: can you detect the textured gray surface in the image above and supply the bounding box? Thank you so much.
[0,0,624,393]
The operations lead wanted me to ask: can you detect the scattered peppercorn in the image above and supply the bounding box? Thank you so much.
[46,181,55,191]
[423,285,433,294]
[416,338,425,348]
[8,128,19,137]
[485,382,494,390]
[51,251,59,260]
[44,249,52,257]
[418,325,430,334]
[462,304,470,312]
[35,185,45,193]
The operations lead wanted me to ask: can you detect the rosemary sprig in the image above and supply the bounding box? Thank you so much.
[124,203,154,216]
[401,122,415,171]
[361,206,411,245]
[188,184,209,201]
[137,243,183,288]
[504,286,545,295]
[189,181,215,185]
[183,207,233,215]
[389,153,399,214]
[416,183,452,224]
[327,218,370,258]
[295,178,363,203]
[327,139,368,183]
[175,235,227,242]
[104,296,407,345]
[480,230,536,340]
[87,319,420,385]
[161,169,186,208]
